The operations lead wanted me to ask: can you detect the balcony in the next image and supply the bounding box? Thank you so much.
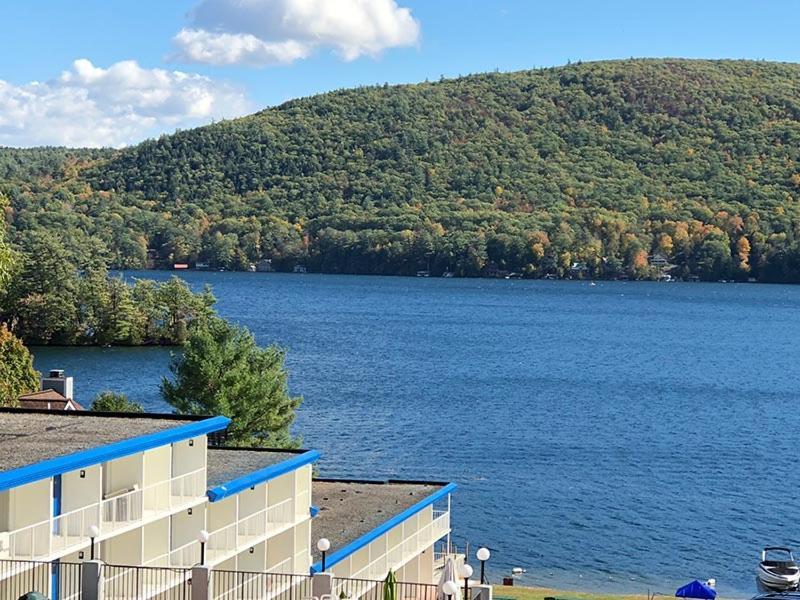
[349,509,450,581]
[3,468,206,560]
[433,542,466,578]
[205,497,296,566]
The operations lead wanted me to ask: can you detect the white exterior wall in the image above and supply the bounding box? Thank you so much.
[293,518,310,573]
[61,464,102,514]
[207,496,236,532]
[237,540,266,571]
[143,446,171,486]
[325,501,450,584]
[142,517,170,564]
[172,436,206,476]
[9,480,51,530]
[103,454,143,496]
[0,491,9,532]
[171,504,206,549]
[238,483,267,518]
[102,527,142,565]
[266,528,294,572]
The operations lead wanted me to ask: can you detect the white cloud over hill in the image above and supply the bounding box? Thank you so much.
[172,0,420,66]
[0,59,250,148]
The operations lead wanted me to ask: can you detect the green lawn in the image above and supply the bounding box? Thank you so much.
[495,585,665,600]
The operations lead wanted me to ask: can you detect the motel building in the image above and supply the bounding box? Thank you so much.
[0,408,482,600]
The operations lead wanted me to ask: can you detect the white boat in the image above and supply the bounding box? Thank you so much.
[758,547,800,590]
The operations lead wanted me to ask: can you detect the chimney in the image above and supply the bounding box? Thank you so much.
[41,369,74,400]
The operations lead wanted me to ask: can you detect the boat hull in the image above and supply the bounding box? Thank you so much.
[758,565,800,590]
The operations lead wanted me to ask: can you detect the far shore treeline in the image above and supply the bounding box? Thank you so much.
[3,59,800,282]
[0,203,301,447]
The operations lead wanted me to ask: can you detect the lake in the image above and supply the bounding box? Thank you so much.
[32,272,800,596]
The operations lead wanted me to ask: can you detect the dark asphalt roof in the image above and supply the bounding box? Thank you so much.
[0,409,199,471]
[206,447,305,488]
[311,479,445,561]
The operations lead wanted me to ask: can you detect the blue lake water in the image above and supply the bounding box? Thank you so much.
[32,273,800,596]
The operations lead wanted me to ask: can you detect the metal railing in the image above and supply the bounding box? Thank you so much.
[349,510,450,581]
[56,561,84,600]
[6,468,206,560]
[0,558,82,599]
[333,577,438,600]
[104,563,191,599]
[0,558,447,600]
[211,569,312,600]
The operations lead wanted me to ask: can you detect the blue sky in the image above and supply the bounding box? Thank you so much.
[2,0,799,147]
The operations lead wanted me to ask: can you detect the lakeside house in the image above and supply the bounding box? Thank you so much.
[0,408,465,599]
[18,370,84,411]
[17,390,84,412]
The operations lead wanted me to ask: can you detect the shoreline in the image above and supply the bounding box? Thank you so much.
[496,585,750,600]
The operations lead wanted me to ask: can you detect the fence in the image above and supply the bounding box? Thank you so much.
[0,558,82,599]
[1,559,484,600]
[104,563,191,599]
[333,576,439,600]
[211,569,312,600]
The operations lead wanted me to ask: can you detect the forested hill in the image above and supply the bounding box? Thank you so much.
[5,58,800,282]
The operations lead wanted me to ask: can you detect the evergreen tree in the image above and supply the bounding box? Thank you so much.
[4,231,79,344]
[161,318,301,448]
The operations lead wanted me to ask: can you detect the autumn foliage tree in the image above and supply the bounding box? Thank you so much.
[0,323,39,407]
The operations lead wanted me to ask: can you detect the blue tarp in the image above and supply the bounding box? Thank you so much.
[675,580,717,600]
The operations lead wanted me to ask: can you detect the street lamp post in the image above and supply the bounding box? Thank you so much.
[88,525,100,560]
[476,548,490,585]
[198,530,210,565]
[443,580,459,600]
[459,563,474,600]
[317,538,331,572]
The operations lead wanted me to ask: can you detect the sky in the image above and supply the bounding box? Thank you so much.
[1,0,799,148]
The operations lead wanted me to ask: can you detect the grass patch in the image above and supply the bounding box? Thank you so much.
[495,585,658,600]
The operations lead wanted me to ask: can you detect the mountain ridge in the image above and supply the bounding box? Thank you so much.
[3,58,800,281]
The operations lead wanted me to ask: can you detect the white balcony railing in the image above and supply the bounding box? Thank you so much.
[169,539,200,567]
[205,497,297,566]
[349,509,450,581]
[3,468,206,560]
[269,556,294,574]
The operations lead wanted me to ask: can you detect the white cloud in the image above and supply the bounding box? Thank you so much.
[0,59,251,148]
[172,0,420,66]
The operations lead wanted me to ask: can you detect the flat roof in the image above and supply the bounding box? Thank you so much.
[206,447,306,488]
[0,410,200,471]
[311,479,448,563]
[0,409,230,491]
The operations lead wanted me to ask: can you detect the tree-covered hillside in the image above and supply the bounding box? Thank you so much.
[4,59,800,281]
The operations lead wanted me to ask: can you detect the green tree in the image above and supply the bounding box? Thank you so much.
[3,231,79,344]
[0,323,39,407]
[161,318,301,448]
[0,196,13,291]
[90,391,144,413]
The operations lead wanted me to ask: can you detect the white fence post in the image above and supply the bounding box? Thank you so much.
[192,565,211,600]
[81,560,104,600]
